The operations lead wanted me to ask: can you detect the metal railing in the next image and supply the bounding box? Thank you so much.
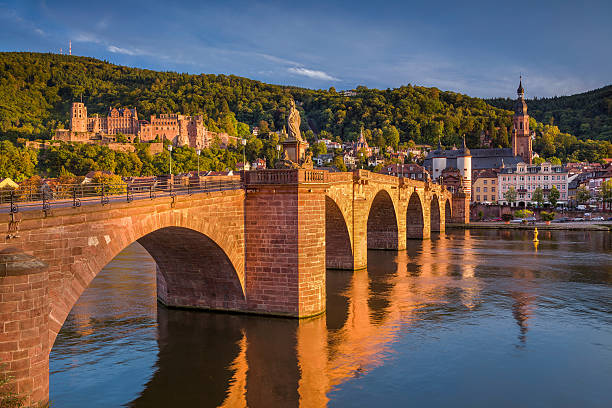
[0,178,243,213]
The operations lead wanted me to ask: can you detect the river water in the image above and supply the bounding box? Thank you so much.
[49,229,612,407]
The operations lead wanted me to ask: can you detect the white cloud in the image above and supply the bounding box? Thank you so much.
[107,45,139,55]
[74,32,102,44]
[288,67,338,81]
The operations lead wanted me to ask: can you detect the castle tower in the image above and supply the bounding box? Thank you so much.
[512,77,532,164]
[456,136,472,195]
[70,102,87,132]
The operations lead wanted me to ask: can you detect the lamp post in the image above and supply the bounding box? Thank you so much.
[276,144,281,159]
[241,138,247,170]
[196,148,201,176]
[167,144,173,175]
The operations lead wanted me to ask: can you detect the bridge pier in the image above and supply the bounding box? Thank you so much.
[244,170,327,318]
[0,248,50,407]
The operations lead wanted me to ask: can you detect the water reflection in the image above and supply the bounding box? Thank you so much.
[50,230,612,407]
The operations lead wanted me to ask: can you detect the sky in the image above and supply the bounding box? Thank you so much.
[1,0,611,98]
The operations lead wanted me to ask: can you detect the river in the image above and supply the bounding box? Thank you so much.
[49,229,612,407]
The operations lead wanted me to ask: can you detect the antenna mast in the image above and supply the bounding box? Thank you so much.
[69,41,72,56]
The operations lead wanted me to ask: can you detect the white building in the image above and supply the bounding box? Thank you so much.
[498,161,569,206]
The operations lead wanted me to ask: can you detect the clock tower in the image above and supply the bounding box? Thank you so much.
[512,77,532,164]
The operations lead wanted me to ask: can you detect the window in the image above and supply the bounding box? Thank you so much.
[483,195,487,201]
[476,187,480,192]
[492,187,496,193]
[484,180,488,185]
[484,187,488,192]
[492,180,496,185]
[476,195,480,201]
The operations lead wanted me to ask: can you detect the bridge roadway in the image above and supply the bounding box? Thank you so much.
[0,168,465,406]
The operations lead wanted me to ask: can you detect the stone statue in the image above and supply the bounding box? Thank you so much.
[302,151,313,169]
[287,99,302,142]
[275,149,299,169]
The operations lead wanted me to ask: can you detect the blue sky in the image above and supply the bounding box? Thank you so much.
[1,0,610,98]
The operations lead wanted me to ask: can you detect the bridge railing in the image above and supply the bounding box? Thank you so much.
[0,177,243,213]
[244,169,327,185]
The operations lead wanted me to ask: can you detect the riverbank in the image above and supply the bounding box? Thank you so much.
[448,221,612,231]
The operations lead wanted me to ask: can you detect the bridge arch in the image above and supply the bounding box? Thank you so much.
[406,192,425,239]
[367,189,399,250]
[48,198,246,347]
[431,194,441,232]
[445,199,452,226]
[325,196,354,269]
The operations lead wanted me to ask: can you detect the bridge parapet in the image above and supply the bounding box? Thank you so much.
[244,169,326,185]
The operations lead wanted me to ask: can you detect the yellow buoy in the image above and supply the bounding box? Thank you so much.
[533,227,539,242]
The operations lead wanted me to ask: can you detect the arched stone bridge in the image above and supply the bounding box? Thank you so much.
[0,169,465,405]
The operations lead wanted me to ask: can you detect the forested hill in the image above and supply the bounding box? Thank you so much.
[488,85,612,142]
[0,52,610,164]
[0,52,511,148]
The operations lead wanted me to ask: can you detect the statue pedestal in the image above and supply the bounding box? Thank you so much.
[281,138,308,163]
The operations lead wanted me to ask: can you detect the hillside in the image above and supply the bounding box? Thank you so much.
[0,52,610,176]
[1,52,512,147]
[488,85,612,142]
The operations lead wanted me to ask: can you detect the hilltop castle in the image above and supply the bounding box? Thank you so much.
[55,102,230,149]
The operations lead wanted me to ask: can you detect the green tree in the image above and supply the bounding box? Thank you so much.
[333,155,347,171]
[532,157,545,165]
[599,180,612,211]
[576,185,591,204]
[504,186,518,205]
[532,187,545,207]
[548,186,560,207]
[383,125,400,150]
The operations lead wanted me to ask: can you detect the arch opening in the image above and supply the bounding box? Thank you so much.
[325,196,354,269]
[367,190,399,250]
[50,226,244,350]
[445,200,452,226]
[431,194,441,232]
[138,227,245,312]
[406,192,424,239]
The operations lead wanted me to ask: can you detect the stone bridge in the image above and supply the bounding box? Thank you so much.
[0,169,464,405]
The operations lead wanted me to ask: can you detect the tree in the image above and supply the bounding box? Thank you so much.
[504,186,517,205]
[548,185,560,207]
[383,125,400,150]
[576,185,591,204]
[532,187,545,207]
[533,157,545,165]
[599,180,612,211]
[333,155,347,171]
[540,211,555,222]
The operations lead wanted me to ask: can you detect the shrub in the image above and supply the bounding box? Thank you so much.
[540,211,555,222]
[501,213,513,222]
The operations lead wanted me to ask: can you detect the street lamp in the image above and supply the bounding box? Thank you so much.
[276,144,281,159]
[167,144,173,175]
[241,139,247,170]
[196,148,201,176]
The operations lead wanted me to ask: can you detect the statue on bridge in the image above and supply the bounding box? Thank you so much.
[276,98,312,169]
[287,98,303,142]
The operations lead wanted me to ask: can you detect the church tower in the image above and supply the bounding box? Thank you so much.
[512,77,532,164]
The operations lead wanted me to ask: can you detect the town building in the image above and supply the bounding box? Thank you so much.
[351,128,373,157]
[314,153,334,167]
[497,161,569,206]
[472,169,498,203]
[379,163,431,181]
[429,137,472,195]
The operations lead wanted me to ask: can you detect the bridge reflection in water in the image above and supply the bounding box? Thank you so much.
[50,229,612,407]
[128,232,492,407]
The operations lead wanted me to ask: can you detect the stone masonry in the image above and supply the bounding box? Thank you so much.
[0,169,461,405]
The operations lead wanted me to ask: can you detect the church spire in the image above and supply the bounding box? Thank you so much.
[517,75,524,97]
